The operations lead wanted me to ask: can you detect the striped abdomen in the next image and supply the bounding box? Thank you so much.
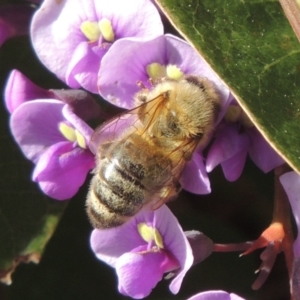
[86,135,174,229]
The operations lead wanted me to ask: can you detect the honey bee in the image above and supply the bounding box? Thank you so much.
[86,75,220,229]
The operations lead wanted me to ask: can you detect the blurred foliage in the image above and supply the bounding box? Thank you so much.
[0,35,68,284]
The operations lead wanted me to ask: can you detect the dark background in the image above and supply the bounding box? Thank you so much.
[0,19,290,300]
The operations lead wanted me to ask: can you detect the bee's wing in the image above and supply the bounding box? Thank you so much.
[89,92,168,154]
[150,137,200,211]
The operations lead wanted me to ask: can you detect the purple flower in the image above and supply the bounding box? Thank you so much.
[187,290,245,300]
[280,171,300,297]
[98,34,230,110]
[206,98,284,181]
[4,69,54,114]
[5,69,105,121]
[90,205,194,299]
[97,34,232,195]
[0,4,35,47]
[31,0,163,93]
[5,70,95,200]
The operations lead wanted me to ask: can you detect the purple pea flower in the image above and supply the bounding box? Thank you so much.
[280,171,300,298]
[187,290,245,300]
[0,3,35,47]
[98,34,230,110]
[90,205,194,299]
[206,98,284,181]
[30,0,163,93]
[5,70,96,200]
[97,34,232,194]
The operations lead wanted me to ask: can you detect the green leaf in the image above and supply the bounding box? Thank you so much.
[0,115,68,284]
[0,38,68,285]
[156,0,300,173]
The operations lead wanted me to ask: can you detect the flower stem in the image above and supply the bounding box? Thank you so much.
[273,164,294,284]
[213,242,253,252]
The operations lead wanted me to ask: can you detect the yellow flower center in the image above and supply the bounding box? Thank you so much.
[80,18,114,43]
[137,223,164,249]
[146,62,183,80]
[59,122,86,149]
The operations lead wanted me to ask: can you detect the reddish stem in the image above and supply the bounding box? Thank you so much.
[213,242,253,252]
[273,165,294,291]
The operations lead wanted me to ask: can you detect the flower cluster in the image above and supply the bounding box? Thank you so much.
[4,70,96,200]
[2,0,296,299]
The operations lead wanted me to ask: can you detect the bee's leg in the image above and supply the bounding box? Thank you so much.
[98,142,113,160]
[150,197,166,211]
[150,182,181,211]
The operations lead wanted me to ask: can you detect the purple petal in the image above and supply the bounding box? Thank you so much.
[181,152,211,194]
[248,128,284,173]
[206,123,250,173]
[98,37,162,108]
[187,290,245,300]
[216,94,235,124]
[292,257,300,299]
[104,0,163,39]
[185,231,214,265]
[116,247,174,299]
[31,0,162,90]
[32,141,95,200]
[134,206,193,294]
[221,150,247,182]
[90,220,147,268]
[65,42,101,93]
[50,89,103,121]
[98,34,230,110]
[280,171,300,256]
[10,100,65,163]
[31,0,89,83]
[4,69,51,113]
[91,205,193,293]
[62,105,94,142]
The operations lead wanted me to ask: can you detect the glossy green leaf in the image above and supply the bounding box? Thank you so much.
[156,0,300,173]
